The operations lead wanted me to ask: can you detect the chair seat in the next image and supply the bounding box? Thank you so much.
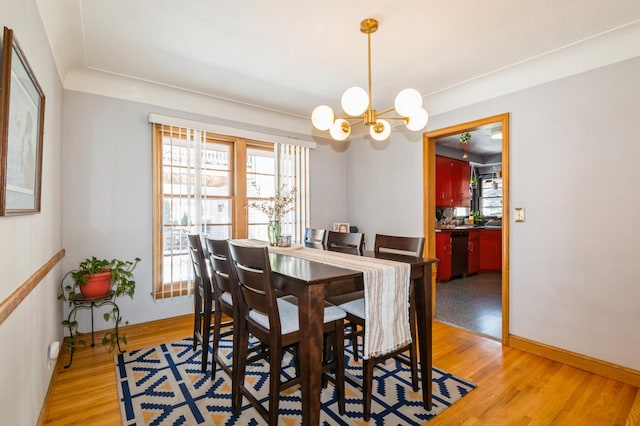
[250,299,346,335]
[339,298,365,319]
[220,291,233,306]
[326,290,364,306]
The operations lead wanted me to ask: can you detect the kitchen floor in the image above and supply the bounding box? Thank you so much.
[435,273,502,340]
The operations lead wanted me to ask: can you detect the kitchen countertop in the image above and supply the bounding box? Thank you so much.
[436,226,502,232]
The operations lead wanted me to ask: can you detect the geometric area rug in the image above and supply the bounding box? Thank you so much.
[115,337,476,425]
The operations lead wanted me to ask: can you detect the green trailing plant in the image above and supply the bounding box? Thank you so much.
[459,132,471,144]
[58,256,141,352]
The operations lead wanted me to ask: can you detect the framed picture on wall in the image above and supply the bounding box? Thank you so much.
[0,26,46,216]
[333,223,350,233]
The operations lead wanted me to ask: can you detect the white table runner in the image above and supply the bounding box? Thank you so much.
[268,245,411,359]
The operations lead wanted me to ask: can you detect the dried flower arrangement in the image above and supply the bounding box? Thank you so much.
[249,182,297,221]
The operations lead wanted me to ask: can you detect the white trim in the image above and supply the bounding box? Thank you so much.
[148,113,316,149]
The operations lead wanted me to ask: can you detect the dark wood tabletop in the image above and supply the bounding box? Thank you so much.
[267,249,437,425]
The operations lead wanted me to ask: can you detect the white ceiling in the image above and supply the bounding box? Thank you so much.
[37,0,640,128]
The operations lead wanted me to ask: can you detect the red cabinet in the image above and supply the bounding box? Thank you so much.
[467,230,480,275]
[435,155,470,207]
[436,232,452,281]
[453,159,470,207]
[479,229,502,271]
[435,156,452,207]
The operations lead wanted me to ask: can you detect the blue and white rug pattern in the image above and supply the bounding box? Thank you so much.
[115,337,475,425]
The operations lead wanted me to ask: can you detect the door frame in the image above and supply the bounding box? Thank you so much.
[423,113,510,345]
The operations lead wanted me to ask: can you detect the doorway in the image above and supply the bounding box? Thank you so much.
[423,113,510,345]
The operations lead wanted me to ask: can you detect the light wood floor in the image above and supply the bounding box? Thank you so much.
[40,315,639,425]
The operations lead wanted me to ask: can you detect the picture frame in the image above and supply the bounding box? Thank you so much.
[333,222,350,233]
[0,27,45,216]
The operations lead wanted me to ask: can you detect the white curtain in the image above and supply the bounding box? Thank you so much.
[276,143,309,245]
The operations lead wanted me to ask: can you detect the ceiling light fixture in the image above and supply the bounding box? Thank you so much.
[491,128,503,139]
[311,18,429,142]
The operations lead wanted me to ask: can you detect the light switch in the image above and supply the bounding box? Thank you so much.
[515,207,525,222]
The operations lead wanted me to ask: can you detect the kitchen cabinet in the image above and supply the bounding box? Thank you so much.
[436,232,452,281]
[452,158,470,206]
[435,156,452,207]
[435,155,470,207]
[479,229,502,271]
[467,230,480,275]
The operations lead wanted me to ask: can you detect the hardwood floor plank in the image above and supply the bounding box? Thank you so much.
[40,315,638,425]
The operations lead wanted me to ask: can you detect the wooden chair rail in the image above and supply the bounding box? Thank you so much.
[0,249,65,325]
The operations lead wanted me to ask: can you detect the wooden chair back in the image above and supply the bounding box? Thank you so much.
[187,234,211,295]
[374,234,425,257]
[204,237,233,296]
[227,242,281,334]
[326,231,364,255]
[303,227,326,249]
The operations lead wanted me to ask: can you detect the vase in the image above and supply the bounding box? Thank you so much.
[267,220,281,246]
[79,271,112,298]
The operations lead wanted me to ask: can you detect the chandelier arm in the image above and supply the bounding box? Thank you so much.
[335,115,365,124]
[378,116,410,122]
[367,26,373,110]
[347,119,365,127]
[376,106,395,116]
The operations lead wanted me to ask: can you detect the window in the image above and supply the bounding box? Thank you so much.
[152,123,308,299]
[246,146,276,240]
[480,177,502,218]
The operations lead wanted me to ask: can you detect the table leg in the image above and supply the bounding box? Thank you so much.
[414,263,433,410]
[298,284,325,426]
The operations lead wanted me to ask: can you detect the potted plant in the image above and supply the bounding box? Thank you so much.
[249,182,297,246]
[58,256,141,352]
[469,175,478,189]
[470,210,482,225]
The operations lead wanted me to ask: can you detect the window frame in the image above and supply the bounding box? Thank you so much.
[152,124,275,299]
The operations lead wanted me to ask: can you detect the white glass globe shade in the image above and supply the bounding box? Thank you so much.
[341,87,369,116]
[370,119,391,141]
[329,119,351,141]
[311,105,335,131]
[406,107,429,131]
[394,88,423,117]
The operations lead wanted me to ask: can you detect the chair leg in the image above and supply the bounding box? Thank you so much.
[200,298,212,373]
[362,357,375,421]
[268,345,283,425]
[409,289,419,392]
[322,334,332,388]
[193,292,202,351]
[292,344,301,377]
[350,321,360,361]
[211,302,223,380]
[334,323,346,415]
[233,320,249,415]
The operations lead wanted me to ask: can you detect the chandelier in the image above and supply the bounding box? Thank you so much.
[311,18,429,142]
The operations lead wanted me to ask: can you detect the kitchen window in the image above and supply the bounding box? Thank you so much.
[480,177,502,217]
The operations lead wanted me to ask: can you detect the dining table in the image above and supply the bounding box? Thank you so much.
[267,246,437,426]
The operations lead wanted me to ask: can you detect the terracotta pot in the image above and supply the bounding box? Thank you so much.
[79,271,112,298]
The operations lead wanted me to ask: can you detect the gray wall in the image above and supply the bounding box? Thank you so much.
[346,57,640,370]
[0,0,64,424]
[62,91,347,327]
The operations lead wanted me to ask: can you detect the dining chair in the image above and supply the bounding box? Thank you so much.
[303,227,326,249]
[227,241,347,424]
[337,233,425,421]
[325,230,364,255]
[324,230,365,367]
[203,237,236,382]
[187,234,215,373]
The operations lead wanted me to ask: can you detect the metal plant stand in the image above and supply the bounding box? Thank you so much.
[64,290,122,368]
